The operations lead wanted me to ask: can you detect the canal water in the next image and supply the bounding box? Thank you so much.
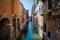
[17,20,41,40]
[23,20,33,40]
[22,20,41,40]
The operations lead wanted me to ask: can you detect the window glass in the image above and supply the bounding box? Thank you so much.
[47,31,52,39]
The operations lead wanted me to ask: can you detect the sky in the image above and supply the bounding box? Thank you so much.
[20,0,33,16]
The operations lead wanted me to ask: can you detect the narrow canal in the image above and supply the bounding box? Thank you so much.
[17,20,41,40]
[23,20,32,40]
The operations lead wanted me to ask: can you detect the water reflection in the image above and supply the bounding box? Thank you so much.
[23,20,32,40]
[22,20,41,40]
[17,20,41,40]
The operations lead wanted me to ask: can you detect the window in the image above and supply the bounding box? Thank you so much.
[13,17,17,37]
[42,0,45,3]
[39,7,43,16]
[43,22,46,32]
[0,36,9,40]
[55,0,60,2]
[39,8,41,13]
[17,19,20,31]
[0,36,3,40]
[13,17,16,32]
[47,31,52,40]
[48,0,52,9]
[48,0,52,16]
[5,36,9,40]
[55,0,60,8]
[34,11,37,16]
[36,0,40,4]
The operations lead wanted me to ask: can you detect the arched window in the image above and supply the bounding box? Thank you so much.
[47,31,52,40]
[48,0,52,9]
[43,22,46,32]
[13,17,16,32]
[17,18,20,31]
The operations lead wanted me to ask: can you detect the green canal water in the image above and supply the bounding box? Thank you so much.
[17,20,41,40]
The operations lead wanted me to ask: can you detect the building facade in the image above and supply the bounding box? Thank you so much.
[42,0,60,40]
[33,0,44,39]
[0,0,21,40]
[33,0,60,40]
[23,9,29,22]
[20,2,24,26]
[23,9,29,32]
[31,4,36,28]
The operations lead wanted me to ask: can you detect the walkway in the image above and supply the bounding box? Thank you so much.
[32,27,42,40]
